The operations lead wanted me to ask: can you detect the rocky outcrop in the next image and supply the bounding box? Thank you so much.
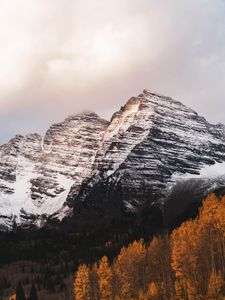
[1,90,225,230]
[71,90,225,219]
[0,112,108,230]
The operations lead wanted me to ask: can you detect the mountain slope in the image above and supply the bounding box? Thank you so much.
[70,90,225,221]
[1,90,225,230]
[0,113,108,230]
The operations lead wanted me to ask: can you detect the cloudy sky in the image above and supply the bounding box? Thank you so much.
[1,0,225,144]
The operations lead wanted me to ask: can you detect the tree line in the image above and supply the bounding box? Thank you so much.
[74,194,225,299]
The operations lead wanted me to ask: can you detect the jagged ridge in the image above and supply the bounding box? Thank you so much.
[0,112,108,229]
[70,90,225,215]
[1,90,225,230]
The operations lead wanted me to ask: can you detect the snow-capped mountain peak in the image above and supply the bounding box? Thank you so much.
[1,90,225,230]
[0,112,108,229]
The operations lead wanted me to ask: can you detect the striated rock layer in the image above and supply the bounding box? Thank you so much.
[0,112,108,229]
[1,90,225,230]
[70,90,225,219]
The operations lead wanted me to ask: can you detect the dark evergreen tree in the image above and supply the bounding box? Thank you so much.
[16,282,26,300]
[29,283,38,300]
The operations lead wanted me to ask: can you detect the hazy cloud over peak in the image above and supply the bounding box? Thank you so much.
[1,0,225,143]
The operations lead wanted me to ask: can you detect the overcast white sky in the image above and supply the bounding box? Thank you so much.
[1,0,225,144]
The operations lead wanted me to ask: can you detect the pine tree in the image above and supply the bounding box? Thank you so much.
[97,256,113,300]
[16,282,26,300]
[29,283,38,300]
[74,264,91,300]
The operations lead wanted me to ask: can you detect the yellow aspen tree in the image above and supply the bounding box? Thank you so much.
[199,194,219,226]
[97,256,113,300]
[174,278,186,300]
[215,196,225,237]
[171,219,204,299]
[186,280,202,300]
[138,289,148,300]
[74,264,91,300]
[215,197,225,277]
[114,240,146,300]
[147,234,174,298]
[198,194,225,293]
[207,271,224,300]
[147,282,158,298]
[171,219,199,278]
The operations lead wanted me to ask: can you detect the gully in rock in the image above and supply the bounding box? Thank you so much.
[1,90,225,231]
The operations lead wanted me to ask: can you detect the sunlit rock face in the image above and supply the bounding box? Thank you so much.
[1,90,225,230]
[70,90,225,225]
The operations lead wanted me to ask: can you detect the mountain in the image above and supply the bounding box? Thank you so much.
[0,113,108,230]
[1,90,225,231]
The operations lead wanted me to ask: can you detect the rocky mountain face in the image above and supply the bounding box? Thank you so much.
[1,90,225,230]
[0,113,108,229]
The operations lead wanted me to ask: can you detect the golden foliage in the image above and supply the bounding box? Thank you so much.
[114,239,146,299]
[73,194,225,300]
[147,282,158,297]
[207,271,224,300]
[97,256,113,300]
[74,264,91,300]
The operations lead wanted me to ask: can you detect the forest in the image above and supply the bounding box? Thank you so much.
[0,194,224,299]
[74,194,225,300]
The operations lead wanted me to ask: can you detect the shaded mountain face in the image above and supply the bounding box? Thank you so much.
[0,113,108,229]
[1,90,225,230]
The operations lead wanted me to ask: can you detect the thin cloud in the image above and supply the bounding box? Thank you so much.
[0,0,225,143]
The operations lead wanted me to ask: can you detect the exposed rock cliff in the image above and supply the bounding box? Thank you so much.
[0,112,108,229]
[1,90,225,230]
[71,90,225,220]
